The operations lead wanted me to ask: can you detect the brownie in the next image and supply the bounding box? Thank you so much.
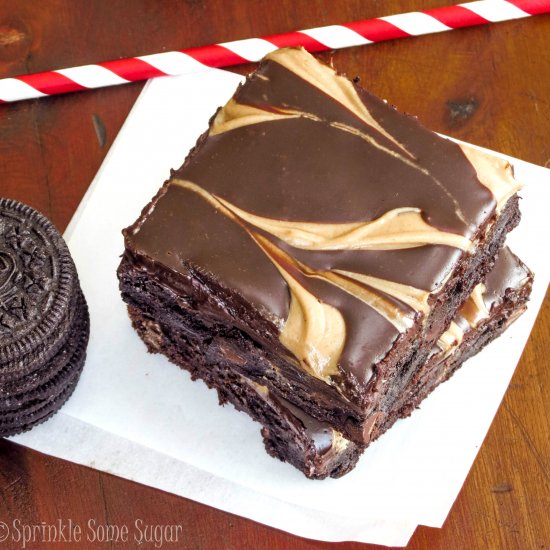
[119,47,522,445]
[0,198,90,437]
[126,247,531,478]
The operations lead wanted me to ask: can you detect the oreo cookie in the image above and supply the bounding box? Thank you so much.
[0,198,89,437]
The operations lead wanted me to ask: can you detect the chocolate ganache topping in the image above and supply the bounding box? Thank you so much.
[126,48,521,387]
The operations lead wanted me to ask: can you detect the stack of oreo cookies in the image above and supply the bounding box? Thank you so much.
[0,198,89,437]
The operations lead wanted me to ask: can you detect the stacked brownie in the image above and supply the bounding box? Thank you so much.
[118,48,532,478]
[0,198,89,437]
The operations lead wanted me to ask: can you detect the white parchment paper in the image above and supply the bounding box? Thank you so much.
[11,68,550,547]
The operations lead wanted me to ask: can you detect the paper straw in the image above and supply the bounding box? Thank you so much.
[1,0,548,104]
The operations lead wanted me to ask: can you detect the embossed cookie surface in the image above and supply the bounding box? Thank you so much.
[0,198,77,371]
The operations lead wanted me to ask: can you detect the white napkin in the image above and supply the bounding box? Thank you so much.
[11,68,550,547]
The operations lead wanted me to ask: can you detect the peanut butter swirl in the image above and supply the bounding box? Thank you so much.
[459,144,522,213]
[173,180,472,252]
[437,321,465,356]
[252,233,345,382]
[170,180,462,326]
[171,178,462,379]
[264,48,413,159]
[436,285,490,356]
[459,283,490,328]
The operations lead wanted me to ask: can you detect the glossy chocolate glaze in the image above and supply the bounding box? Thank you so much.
[130,186,290,320]
[444,247,532,346]
[180,118,488,233]
[277,396,335,454]
[257,388,335,454]
[125,48,509,388]
[482,247,532,309]
[235,61,494,234]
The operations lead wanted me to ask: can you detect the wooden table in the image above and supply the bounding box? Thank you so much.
[1,2,548,548]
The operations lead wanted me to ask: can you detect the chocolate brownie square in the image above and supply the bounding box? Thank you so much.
[119,47,522,445]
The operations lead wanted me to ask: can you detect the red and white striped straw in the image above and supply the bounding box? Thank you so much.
[1,0,548,104]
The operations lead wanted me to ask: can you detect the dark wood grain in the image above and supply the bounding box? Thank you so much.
[0,1,548,548]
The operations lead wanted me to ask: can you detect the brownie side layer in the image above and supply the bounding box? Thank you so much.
[362,196,521,443]
[119,256,363,435]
